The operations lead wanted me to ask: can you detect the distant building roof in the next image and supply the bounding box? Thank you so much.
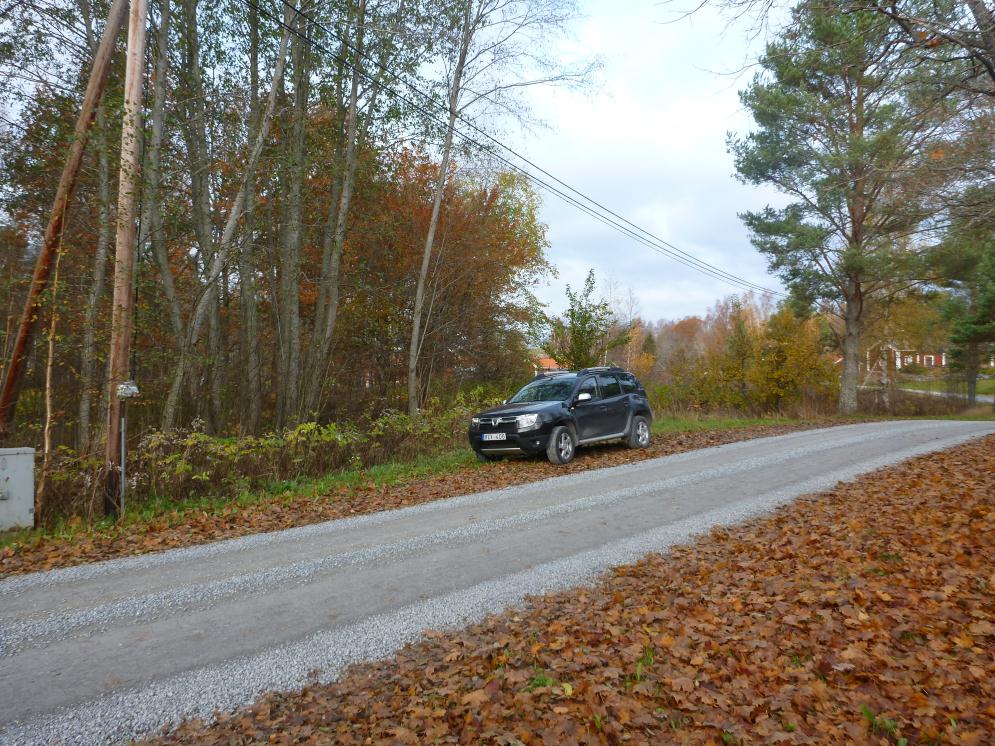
[534,356,562,371]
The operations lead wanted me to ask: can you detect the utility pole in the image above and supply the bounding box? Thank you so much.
[0,0,129,439]
[104,0,148,517]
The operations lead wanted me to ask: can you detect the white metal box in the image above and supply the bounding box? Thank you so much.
[0,447,35,530]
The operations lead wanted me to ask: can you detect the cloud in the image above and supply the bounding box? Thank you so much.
[515,0,787,322]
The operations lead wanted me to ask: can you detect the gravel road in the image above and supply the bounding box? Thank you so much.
[1,420,992,744]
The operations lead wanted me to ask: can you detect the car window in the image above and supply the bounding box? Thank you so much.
[619,375,637,394]
[508,378,575,403]
[597,374,621,398]
[576,377,599,400]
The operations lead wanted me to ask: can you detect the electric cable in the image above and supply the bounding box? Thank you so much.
[259,0,787,297]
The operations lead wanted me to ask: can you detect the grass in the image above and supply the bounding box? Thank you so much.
[898,378,995,395]
[650,414,801,434]
[925,407,995,421]
[525,670,557,691]
[861,704,900,738]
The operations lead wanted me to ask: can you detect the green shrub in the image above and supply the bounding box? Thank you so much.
[36,397,498,527]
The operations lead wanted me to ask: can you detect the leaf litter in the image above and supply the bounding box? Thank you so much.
[147,434,995,745]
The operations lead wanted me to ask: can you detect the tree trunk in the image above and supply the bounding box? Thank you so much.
[162,6,294,430]
[878,347,891,413]
[104,0,148,515]
[145,0,186,429]
[278,7,309,426]
[839,284,862,415]
[302,111,345,416]
[239,0,262,434]
[407,0,473,417]
[207,289,224,430]
[301,0,368,417]
[0,0,129,436]
[162,0,213,431]
[182,0,214,262]
[76,0,113,453]
[146,0,181,340]
[966,0,995,70]
[965,342,980,407]
[37,221,66,524]
[78,105,111,453]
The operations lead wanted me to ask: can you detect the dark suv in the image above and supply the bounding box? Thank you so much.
[468,366,653,465]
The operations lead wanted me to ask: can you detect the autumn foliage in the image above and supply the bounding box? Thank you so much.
[145,435,995,745]
[0,135,549,447]
[643,297,838,416]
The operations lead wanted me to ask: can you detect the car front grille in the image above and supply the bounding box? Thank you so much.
[479,416,518,433]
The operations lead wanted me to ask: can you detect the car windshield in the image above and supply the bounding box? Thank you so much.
[508,378,575,403]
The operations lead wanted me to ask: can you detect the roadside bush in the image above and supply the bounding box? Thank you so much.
[37,449,105,525]
[134,421,364,501]
[35,397,496,527]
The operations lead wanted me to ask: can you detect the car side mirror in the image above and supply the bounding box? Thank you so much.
[575,392,592,403]
[502,399,507,405]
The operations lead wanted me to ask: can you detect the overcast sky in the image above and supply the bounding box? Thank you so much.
[513,0,787,323]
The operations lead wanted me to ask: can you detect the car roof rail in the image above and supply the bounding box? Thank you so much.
[532,370,573,380]
[577,365,626,375]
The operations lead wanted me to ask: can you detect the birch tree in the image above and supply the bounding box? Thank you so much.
[161,3,295,430]
[407,0,589,416]
[76,0,115,452]
[239,0,262,434]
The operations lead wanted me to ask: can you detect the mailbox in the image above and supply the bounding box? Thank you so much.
[0,447,35,530]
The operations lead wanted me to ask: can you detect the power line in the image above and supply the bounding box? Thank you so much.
[263,0,784,297]
[281,0,783,298]
[11,0,783,295]
[266,0,785,298]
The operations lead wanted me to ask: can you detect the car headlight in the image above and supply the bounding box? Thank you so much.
[516,413,540,431]
[470,416,481,430]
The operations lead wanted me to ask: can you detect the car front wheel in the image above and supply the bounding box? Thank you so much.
[626,416,651,449]
[546,425,576,465]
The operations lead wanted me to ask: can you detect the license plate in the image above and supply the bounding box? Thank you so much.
[481,432,507,441]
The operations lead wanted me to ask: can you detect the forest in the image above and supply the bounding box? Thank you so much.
[0,0,578,447]
[1,0,994,525]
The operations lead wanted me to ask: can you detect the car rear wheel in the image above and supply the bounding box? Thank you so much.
[546,425,576,465]
[626,416,651,449]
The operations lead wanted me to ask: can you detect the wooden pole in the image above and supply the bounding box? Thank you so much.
[104,0,148,517]
[0,0,129,438]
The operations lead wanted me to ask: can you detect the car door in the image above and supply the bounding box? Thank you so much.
[571,376,604,440]
[596,374,628,434]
